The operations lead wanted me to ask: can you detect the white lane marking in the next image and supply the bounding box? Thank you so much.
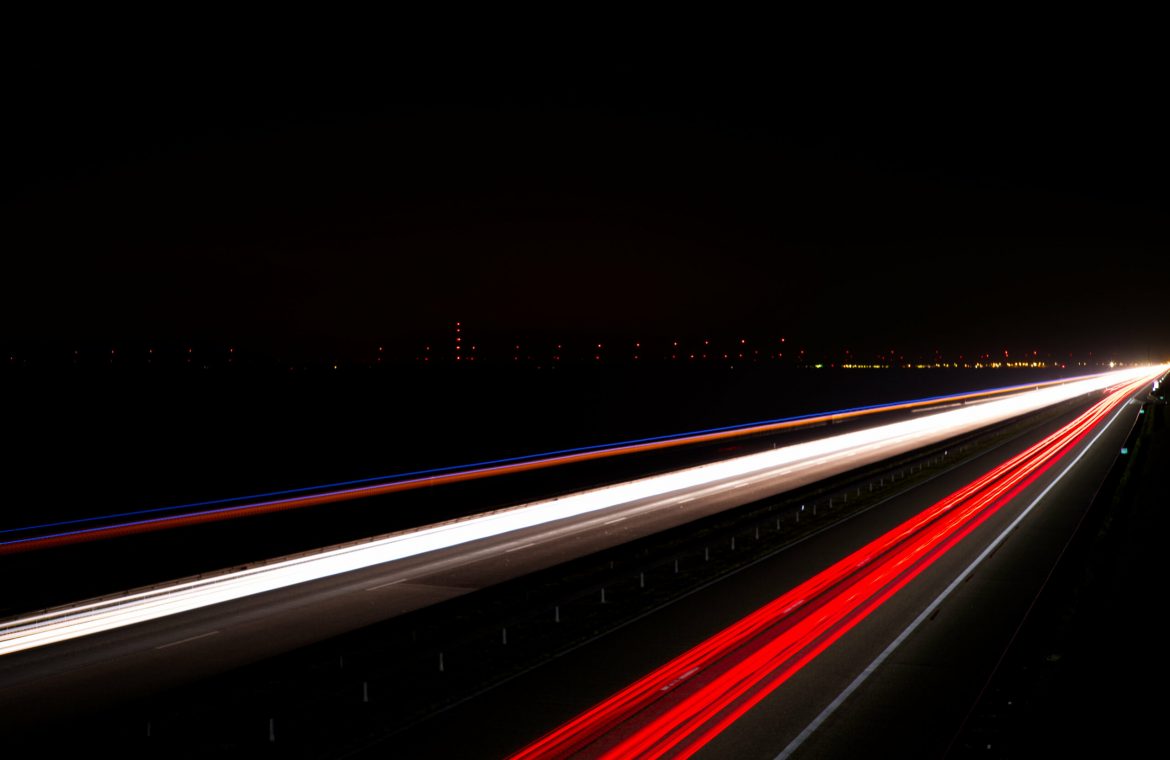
[660,666,702,692]
[155,630,219,650]
[775,398,1133,759]
[504,542,537,553]
[365,578,408,591]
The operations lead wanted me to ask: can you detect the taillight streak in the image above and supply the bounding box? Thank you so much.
[510,376,1150,759]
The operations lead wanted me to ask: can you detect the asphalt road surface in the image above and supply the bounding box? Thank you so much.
[374,388,1146,758]
[0,372,1152,755]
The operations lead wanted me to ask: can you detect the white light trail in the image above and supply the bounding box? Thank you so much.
[0,366,1158,656]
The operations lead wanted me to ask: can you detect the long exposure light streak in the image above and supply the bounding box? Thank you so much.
[775,383,1139,760]
[0,375,1107,554]
[508,369,1160,760]
[0,375,1091,543]
[0,367,1157,658]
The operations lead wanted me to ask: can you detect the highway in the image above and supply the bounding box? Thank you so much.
[0,366,1161,743]
[0,373,1094,557]
[379,370,1163,758]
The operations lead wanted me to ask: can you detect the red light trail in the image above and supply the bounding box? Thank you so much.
[509,373,1154,759]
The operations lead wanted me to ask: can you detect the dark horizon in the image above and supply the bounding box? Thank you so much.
[2,330,1153,369]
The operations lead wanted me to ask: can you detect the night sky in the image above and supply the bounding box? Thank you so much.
[4,25,1167,361]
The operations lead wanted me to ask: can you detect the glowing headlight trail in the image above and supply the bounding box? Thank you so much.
[508,371,1158,760]
[0,367,1157,657]
[1,375,1098,543]
[0,374,1108,555]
